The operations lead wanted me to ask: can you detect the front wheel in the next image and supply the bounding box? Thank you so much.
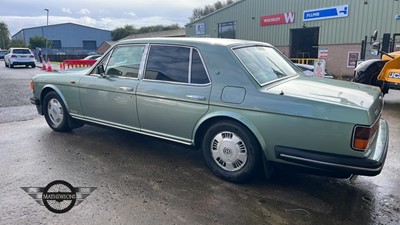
[201,121,261,183]
[43,91,70,132]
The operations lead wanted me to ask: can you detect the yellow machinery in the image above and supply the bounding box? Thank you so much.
[354,32,400,94]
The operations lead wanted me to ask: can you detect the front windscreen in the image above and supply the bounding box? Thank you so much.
[233,46,300,85]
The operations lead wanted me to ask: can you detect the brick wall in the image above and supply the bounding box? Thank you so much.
[276,44,362,78]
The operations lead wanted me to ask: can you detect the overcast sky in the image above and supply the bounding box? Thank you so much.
[1,0,218,36]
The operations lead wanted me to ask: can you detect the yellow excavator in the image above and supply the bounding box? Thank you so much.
[354,31,400,95]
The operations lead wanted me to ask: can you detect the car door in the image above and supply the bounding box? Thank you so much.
[136,45,211,143]
[79,44,146,130]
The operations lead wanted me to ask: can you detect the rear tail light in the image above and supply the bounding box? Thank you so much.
[29,55,34,58]
[11,55,17,58]
[352,120,380,151]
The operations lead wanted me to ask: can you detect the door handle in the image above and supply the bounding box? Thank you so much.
[119,87,134,92]
[186,95,206,101]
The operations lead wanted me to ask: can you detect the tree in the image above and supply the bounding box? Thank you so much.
[0,21,11,49]
[189,0,236,22]
[9,39,27,48]
[111,24,182,41]
[111,25,137,41]
[29,36,46,49]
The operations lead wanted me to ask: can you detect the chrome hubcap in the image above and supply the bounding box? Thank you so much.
[211,131,247,172]
[47,98,63,125]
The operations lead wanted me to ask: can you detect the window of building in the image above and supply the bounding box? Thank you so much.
[218,21,236,39]
[50,40,62,49]
[83,40,97,50]
[105,45,145,78]
[145,45,190,83]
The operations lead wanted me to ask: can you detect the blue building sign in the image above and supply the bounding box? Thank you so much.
[195,23,206,35]
[303,5,349,22]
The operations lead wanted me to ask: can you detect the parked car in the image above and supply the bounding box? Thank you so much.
[294,63,335,79]
[4,48,36,68]
[29,38,388,183]
[0,50,7,59]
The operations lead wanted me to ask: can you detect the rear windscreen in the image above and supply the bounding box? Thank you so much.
[13,49,31,54]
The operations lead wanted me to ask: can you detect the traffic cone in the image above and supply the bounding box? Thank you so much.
[47,59,52,72]
[42,57,47,70]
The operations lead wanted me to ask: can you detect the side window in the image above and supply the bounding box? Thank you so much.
[191,49,209,84]
[145,45,190,83]
[105,45,145,78]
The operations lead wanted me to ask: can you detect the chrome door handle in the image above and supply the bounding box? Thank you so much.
[119,87,134,92]
[186,95,206,101]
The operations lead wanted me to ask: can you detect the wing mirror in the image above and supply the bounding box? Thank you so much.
[96,64,106,77]
[371,42,381,55]
[371,30,378,42]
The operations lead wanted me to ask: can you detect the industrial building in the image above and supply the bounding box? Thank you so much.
[12,23,111,54]
[186,0,400,76]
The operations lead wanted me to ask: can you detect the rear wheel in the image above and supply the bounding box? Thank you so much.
[43,91,70,132]
[201,120,261,183]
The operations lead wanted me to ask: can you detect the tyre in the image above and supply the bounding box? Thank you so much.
[5,61,8,67]
[354,62,388,94]
[31,64,36,68]
[201,120,261,183]
[43,91,71,132]
[10,63,14,68]
[355,70,388,95]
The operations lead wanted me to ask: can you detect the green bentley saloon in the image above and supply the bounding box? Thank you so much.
[30,38,389,183]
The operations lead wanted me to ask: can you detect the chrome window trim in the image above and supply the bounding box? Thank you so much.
[143,44,211,85]
[89,43,147,80]
[231,45,298,87]
[188,48,193,84]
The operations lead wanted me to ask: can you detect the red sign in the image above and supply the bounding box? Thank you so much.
[260,12,295,26]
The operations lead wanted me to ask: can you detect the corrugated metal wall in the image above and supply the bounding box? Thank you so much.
[13,23,111,49]
[186,0,400,46]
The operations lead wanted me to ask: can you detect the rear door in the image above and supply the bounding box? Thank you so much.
[136,45,211,143]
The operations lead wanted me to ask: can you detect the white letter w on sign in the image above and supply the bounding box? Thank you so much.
[284,12,295,24]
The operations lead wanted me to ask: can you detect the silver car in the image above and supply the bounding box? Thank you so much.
[4,48,36,68]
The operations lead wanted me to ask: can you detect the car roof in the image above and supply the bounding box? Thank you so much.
[117,37,272,48]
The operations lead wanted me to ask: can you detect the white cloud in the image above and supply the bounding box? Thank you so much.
[1,0,220,35]
[78,8,91,15]
[62,8,72,14]
[124,12,137,17]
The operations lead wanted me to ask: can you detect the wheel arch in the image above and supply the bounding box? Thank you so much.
[193,112,268,158]
[40,85,70,113]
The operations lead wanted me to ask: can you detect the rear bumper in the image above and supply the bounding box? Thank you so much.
[11,61,35,66]
[275,119,389,176]
[30,97,43,115]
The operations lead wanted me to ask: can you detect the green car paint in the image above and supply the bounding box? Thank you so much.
[31,38,389,181]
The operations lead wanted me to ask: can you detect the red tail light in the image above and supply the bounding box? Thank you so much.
[352,120,380,151]
[29,55,34,58]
